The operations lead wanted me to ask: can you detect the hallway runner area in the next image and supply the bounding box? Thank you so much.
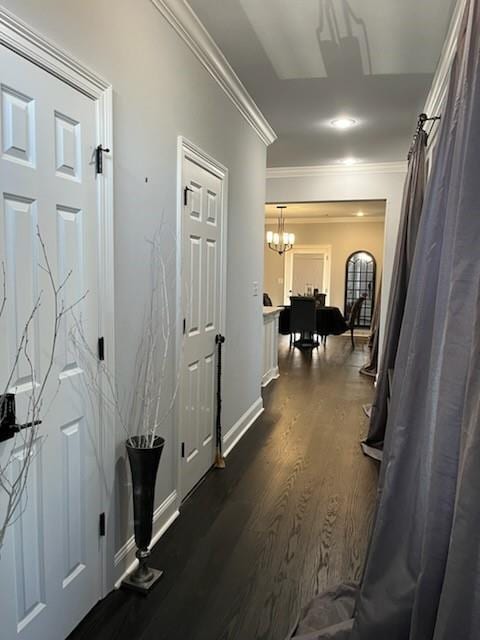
[70,336,377,640]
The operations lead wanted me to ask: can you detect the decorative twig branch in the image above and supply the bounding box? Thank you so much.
[0,230,85,550]
[71,222,185,450]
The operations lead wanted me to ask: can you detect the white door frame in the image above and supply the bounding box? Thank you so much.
[284,244,331,304]
[175,136,228,501]
[0,7,115,597]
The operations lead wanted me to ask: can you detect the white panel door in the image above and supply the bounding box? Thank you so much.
[0,46,101,640]
[292,253,325,295]
[180,152,224,498]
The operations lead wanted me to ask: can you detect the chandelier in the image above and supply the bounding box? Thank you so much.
[266,205,295,255]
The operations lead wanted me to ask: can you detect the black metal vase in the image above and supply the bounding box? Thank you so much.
[123,435,165,593]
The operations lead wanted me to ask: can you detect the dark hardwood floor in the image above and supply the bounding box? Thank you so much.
[69,336,378,640]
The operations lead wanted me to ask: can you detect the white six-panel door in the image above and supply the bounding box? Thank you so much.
[180,146,225,498]
[0,45,102,640]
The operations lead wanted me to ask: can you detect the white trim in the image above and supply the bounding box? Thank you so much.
[422,0,467,154]
[0,7,109,97]
[114,491,179,588]
[180,136,229,182]
[265,216,385,225]
[424,0,467,119]
[223,397,264,457]
[284,244,332,305]
[95,85,115,600]
[0,7,116,599]
[176,137,228,501]
[262,366,279,387]
[151,0,276,146]
[266,161,407,179]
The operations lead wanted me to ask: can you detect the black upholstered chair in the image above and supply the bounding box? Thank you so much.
[346,296,366,348]
[314,292,327,307]
[290,296,317,348]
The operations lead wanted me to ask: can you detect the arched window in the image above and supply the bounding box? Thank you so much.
[344,251,376,328]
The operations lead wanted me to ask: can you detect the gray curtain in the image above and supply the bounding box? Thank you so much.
[361,128,427,457]
[290,0,480,637]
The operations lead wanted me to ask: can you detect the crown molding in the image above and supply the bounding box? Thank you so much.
[0,6,110,98]
[266,161,407,179]
[151,0,276,146]
[265,216,385,225]
[424,0,467,119]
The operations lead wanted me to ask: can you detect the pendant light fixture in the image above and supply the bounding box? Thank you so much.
[266,205,295,255]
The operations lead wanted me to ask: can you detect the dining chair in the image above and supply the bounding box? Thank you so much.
[290,296,317,348]
[347,296,366,348]
[314,292,327,307]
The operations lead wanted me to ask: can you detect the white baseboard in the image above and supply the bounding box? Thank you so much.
[113,489,179,588]
[223,397,264,458]
[262,366,279,387]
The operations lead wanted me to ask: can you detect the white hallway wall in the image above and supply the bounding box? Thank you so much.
[266,164,408,349]
[2,0,269,586]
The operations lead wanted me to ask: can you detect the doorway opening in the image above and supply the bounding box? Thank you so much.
[264,200,386,326]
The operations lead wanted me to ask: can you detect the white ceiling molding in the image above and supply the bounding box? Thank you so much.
[0,6,109,98]
[266,161,407,179]
[265,216,385,225]
[151,0,276,146]
[424,0,467,119]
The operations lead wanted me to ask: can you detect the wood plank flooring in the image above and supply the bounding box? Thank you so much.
[69,336,378,640]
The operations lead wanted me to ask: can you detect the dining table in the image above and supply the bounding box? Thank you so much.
[278,305,348,339]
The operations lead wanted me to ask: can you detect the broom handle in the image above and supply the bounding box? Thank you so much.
[215,333,225,461]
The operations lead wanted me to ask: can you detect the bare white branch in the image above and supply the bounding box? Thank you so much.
[72,221,185,452]
[0,231,86,550]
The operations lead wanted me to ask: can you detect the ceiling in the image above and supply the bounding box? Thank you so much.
[265,199,386,222]
[188,0,457,167]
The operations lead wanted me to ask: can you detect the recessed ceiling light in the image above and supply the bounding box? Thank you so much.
[356,211,365,217]
[342,157,357,166]
[331,118,357,129]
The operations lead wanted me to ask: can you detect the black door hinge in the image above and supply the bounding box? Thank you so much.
[183,318,186,335]
[184,186,193,206]
[95,144,110,174]
[99,512,106,537]
[181,442,185,458]
[98,337,105,361]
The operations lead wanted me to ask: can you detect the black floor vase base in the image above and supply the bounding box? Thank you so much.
[122,435,165,594]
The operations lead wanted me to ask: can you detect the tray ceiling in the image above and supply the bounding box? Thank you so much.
[188,0,457,167]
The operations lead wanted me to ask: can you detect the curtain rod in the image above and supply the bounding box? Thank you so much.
[408,112,441,159]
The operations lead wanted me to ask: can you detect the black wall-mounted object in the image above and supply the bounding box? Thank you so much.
[99,512,106,537]
[98,336,105,361]
[184,186,193,206]
[1,394,15,429]
[95,144,110,174]
[0,393,41,443]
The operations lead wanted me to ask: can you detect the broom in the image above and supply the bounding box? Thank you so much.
[214,333,226,468]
